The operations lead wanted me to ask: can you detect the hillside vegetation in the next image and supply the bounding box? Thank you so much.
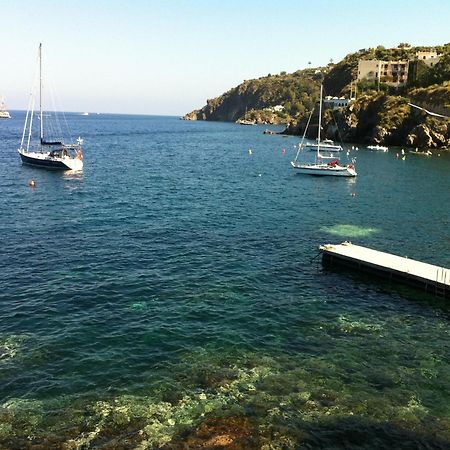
[183,71,321,124]
[184,43,450,148]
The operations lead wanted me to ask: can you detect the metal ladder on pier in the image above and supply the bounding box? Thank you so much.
[435,267,449,298]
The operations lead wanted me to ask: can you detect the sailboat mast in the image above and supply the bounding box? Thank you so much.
[293,108,314,164]
[39,43,43,143]
[317,84,323,157]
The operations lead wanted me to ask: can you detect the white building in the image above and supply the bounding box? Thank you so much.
[324,96,351,109]
[416,50,441,67]
[264,105,284,112]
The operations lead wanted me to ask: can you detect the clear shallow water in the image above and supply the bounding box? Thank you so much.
[1,113,450,449]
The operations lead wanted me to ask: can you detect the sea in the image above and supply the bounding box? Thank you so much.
[1,112,450,449]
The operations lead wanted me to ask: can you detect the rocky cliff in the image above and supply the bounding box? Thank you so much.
[283,83,450,149]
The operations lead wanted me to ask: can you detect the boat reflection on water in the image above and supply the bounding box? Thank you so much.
[62,170,84,180]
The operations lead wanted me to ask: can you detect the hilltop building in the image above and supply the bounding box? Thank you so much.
[415,50,441,67]
[357,49,442,87]
[357,60,409,86]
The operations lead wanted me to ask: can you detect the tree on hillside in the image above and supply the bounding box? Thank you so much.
[407,60,432,87]
[432,50,450,84]
[375,45,388,60]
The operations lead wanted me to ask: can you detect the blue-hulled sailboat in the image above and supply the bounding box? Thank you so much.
[18,44,84,171]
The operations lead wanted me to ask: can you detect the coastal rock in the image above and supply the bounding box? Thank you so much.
[407,123,449,148]
[407,125,434,148]
[345,110,358,130]
[182,111,199,121]
[371,125,390,144]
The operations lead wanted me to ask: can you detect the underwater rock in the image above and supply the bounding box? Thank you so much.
[337,315,383,334]
[128,302,148,312]
[320,224,379,238]
[0,335,26,361]
[177,416,259,449]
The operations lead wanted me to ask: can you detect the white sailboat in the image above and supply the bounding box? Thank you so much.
[304,139,343,152]
[17,44,83,171]
[0,96,11,119]
[291,85,356,177]
[236,106,256,125]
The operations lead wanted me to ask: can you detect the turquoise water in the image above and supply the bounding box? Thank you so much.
[1,114,450,449]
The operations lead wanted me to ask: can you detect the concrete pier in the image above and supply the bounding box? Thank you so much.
[319,242,450,298]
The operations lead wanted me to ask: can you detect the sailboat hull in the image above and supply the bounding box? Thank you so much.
[291,162,357,177]
[18,150,83,171]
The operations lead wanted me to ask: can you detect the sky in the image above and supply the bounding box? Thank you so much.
[1,0,449,115]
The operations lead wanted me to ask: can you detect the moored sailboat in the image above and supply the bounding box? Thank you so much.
[17,44,84,171]
[291,85,356,177]
[305,138,343,152]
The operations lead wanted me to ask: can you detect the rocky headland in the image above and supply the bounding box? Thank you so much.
[183,71,320,125]
[184,44,450,149]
